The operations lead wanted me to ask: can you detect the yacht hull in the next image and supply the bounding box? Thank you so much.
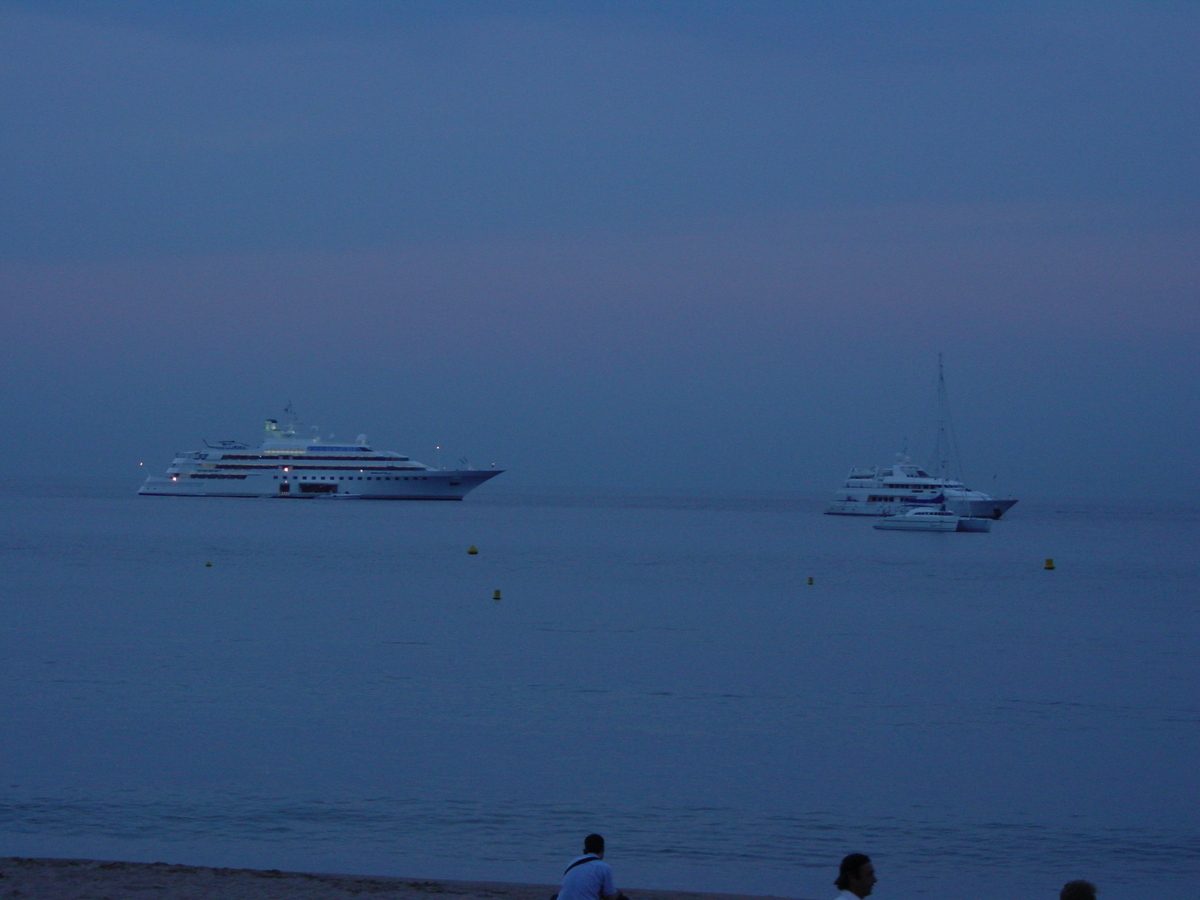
[828,496,1016,519]
[942,497,1018,520]
[140,469,500,500]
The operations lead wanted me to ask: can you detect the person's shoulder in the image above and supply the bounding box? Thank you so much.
[564,854,604,874]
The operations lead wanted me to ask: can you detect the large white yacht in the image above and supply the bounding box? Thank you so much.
[139,415,502,500]
[826,356,1018,520]
[826,457,1017,519]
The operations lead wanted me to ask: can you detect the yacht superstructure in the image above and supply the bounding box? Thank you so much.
[826,458,1016,519]
[139,416,501,500]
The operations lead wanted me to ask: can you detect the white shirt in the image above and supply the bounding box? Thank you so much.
[557,854,615,900]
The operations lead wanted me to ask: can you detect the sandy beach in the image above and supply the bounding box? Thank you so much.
[0,858,809,900]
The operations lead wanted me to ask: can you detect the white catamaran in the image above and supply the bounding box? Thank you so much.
[140,413,502,500]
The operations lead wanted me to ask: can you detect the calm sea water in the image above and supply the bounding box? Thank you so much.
[1,481,1196,899]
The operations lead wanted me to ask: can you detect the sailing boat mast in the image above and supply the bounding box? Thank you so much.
[928,353,966,481]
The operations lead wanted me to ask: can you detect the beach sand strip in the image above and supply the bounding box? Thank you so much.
[0,857,810,900]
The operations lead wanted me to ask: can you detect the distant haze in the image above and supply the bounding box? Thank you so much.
[2,1,1196,499]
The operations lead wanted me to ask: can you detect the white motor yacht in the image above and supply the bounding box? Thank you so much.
[140,414,502,500]
[827,356,1017,520]
[827,458,1017,519]
[873,507,961,532]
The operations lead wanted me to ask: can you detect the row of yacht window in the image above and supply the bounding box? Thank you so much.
[274,474,425,481]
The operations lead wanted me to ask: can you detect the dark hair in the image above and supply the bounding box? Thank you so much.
[584,834,605,855]
[1060,880,1097,900]
[835,853,871,889]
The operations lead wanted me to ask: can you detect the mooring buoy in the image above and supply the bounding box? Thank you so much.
[1044,558,1055,570]
[468,546,478,555]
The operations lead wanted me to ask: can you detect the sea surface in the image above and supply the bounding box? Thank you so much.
[1,481,1196,899]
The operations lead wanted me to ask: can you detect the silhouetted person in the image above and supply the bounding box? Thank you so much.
[558,833,621,900]
[1060,880,1097,900]
[834,853,876,899]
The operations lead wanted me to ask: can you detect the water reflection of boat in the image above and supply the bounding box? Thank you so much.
[955,516,992,533]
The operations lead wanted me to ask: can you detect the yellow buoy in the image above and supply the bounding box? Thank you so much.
[1044,558,1055,570]
[807,576,814,585]
[493,589,501,600]
[205,562,212,567]
[468,546,478,555]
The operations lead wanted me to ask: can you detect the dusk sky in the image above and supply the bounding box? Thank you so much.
[2,1,1197,498]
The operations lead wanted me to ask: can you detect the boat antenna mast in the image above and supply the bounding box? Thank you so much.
[267,401,301,440]
[927,353,966,481]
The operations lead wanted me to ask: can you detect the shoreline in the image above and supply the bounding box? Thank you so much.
[0,858,812,900]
